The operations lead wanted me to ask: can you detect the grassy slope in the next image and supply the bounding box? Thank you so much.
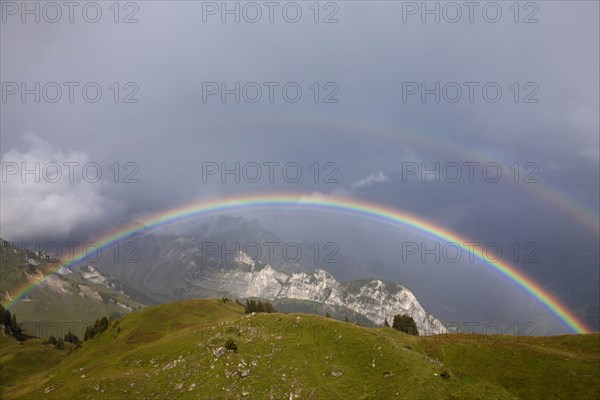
[0,299,598,400]
[0,334,67,397]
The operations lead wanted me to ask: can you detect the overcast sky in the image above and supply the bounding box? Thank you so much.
[1,1,598,333]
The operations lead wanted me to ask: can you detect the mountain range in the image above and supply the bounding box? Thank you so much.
[0,216,446,336]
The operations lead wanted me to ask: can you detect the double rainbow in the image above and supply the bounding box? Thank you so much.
[3,193,592,334]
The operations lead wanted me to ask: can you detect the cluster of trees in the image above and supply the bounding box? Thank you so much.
[389,314,419,336]
[0,304,25,340]
[46,336,65,349]
[84,317,109,341]
[239,299,276,314]
[64,331,81,344]
[46,331,80,350]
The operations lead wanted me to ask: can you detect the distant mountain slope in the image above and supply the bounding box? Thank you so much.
[0,239,146,336]
[1,299,598,400]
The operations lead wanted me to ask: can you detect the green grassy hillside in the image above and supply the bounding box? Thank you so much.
[1,299,598,399]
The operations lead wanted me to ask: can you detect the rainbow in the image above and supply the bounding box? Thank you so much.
[3,193,593,334]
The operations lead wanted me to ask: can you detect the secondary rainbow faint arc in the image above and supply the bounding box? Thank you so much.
[259,113,600,236]
[3,193,592,334]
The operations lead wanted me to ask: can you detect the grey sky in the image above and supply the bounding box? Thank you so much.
[1,1,598,333]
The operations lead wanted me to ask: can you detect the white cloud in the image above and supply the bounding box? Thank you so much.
[351,171,389,189]
[298,191,329,202]
[297,171,390,200]
[0,135,123,241]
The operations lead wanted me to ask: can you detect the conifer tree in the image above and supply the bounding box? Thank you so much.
[392,314,419,336]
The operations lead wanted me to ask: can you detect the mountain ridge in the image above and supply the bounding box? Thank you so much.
[2,219,446,336]
[192,256,446,334]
